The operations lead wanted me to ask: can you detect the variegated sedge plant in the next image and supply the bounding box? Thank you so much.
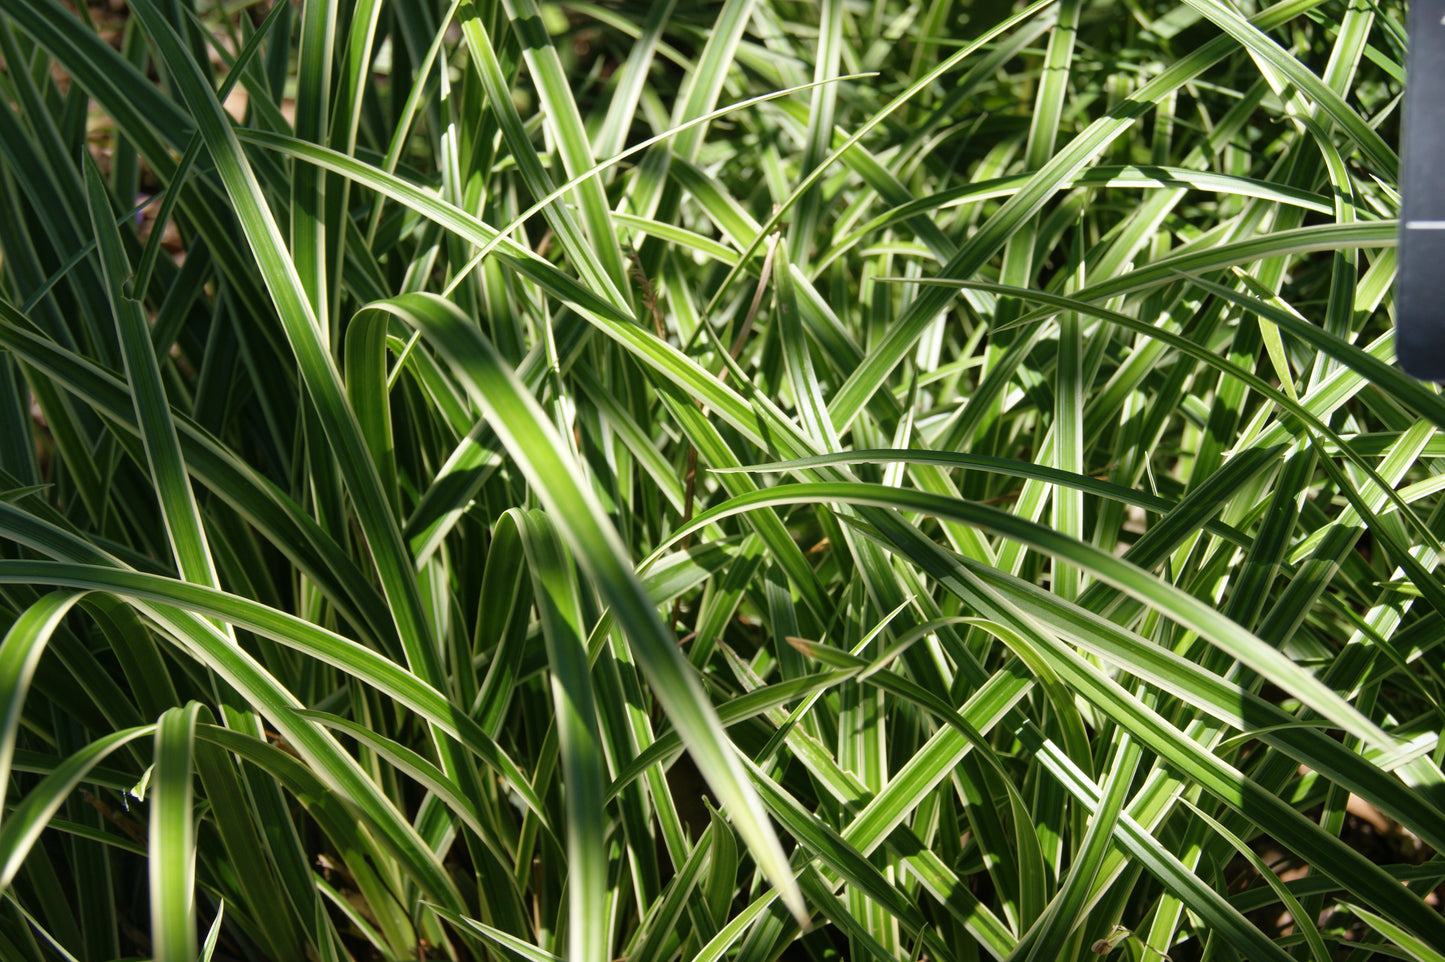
[0,1,1441,961]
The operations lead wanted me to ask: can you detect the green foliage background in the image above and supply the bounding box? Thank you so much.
[0,0,1442,960]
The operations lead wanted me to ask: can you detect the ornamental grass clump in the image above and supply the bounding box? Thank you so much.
[0,1,1441,960]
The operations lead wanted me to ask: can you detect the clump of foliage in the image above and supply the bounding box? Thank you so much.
[0,0,1442,960]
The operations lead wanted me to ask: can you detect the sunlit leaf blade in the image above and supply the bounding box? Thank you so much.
[150,703,202,962]
[0,591,86,823]
[0,727,157,893]
[360,292,807,923]
[512,510,609,962]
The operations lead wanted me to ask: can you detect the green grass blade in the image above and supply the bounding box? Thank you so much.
[0,726,156,893]
[363,291,808,923]
[0,591,86,822]
[514,510,610,962]
[149,703,202,962]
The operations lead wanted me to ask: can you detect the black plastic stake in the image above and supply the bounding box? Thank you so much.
[1399,0,1445,379]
